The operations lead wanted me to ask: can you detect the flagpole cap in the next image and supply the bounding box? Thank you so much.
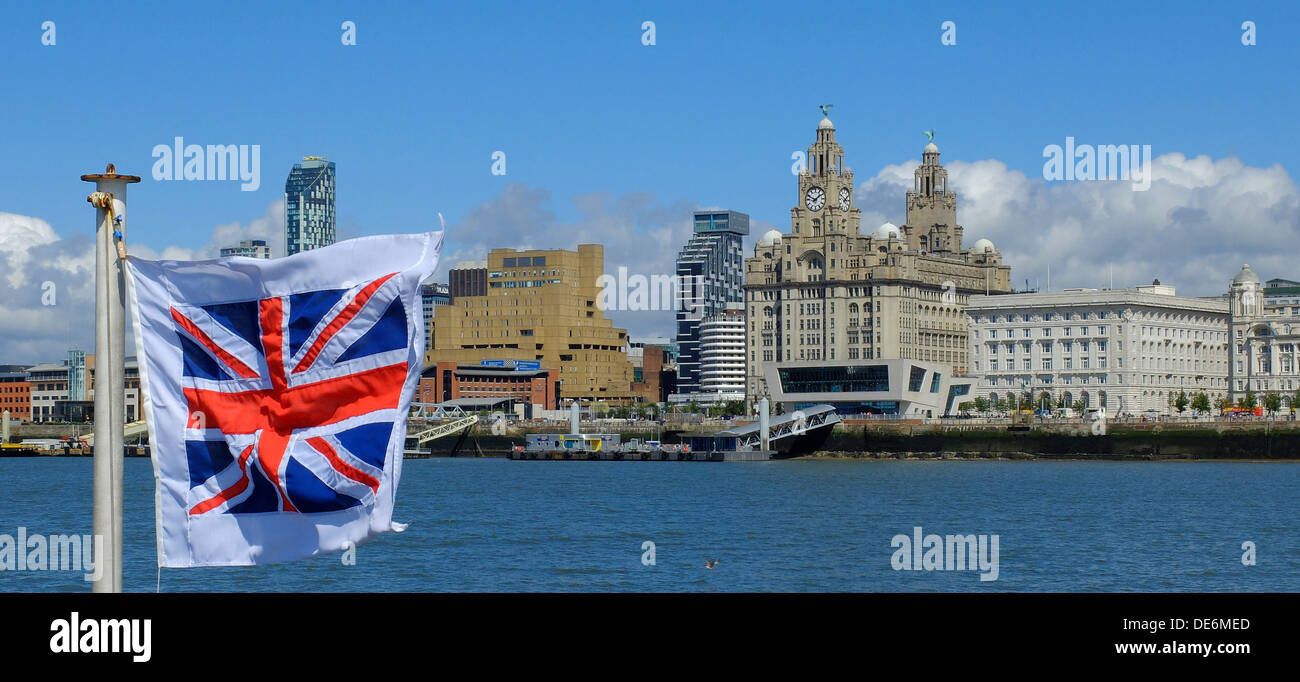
[81,163,141,183]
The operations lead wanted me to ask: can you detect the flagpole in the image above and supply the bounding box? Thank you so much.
[82,164,139,593]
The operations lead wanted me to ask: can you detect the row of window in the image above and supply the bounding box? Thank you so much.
[983,326,1109,339]
[980,358,1108,371]
[984,341,1108,354]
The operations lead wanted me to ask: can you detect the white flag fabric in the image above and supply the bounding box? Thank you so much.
[126,232,442,567]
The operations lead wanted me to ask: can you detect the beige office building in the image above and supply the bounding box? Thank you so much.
[744,112,1012,403]
[966,283,1230,416]
[427,245,635,404]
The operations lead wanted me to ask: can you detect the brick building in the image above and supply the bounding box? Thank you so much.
[0,369,31,423]
[418,361,559,416]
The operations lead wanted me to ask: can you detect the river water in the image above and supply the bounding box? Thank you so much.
[0,457,1295,592]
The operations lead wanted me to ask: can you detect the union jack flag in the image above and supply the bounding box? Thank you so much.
[128,232,442,566]
[175,273,408,516]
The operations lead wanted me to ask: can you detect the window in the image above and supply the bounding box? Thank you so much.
[909,366,926,392]
[1043,358,1053,370]
[1044,328,1052,337]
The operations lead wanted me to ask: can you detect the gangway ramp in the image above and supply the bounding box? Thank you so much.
[725,404,841,452]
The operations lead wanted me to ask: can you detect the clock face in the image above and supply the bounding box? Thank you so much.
[805,186,825,211]
[839,188,852,211]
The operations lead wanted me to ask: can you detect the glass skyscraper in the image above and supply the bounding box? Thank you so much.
[284,157,336,256]
[674,210,749,396]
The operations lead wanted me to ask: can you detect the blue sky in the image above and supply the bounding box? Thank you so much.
[1,1,1298,359]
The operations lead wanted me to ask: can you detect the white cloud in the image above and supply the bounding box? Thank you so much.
[854,152,1300,295]
[3,153,1296,366]
[434,183,706,339]
[0,200,285,365]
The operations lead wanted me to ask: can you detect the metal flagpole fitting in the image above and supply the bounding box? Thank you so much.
[81,163,140,593]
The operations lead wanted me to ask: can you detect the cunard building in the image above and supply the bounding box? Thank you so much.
[743,111,1012,405]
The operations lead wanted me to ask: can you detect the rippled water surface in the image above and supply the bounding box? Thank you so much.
[0,457,1295,592]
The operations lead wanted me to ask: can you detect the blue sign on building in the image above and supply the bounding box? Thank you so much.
[515,361,541,371]
[480,359,506,367]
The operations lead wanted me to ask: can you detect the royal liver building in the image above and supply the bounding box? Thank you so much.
[743,110,1012,404]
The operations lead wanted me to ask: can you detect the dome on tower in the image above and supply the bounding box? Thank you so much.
[1233,264,1260,285]
[818,116,834,130]
[875,222,899,240]
[924,141,939,154]
[972,238,995,254]
[758,229,784,246]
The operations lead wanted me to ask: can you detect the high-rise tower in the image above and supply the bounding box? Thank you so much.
[284,157,336,256]
[674,210,749,395]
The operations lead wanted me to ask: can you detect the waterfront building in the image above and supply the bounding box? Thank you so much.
[420,282,452,350]
[674,210,749,395]
[66,350,88,401]
[0,367,32,423]
[284,157,336,256]
[449,260,488,300]
[26,362,68,423]
[628,336,676,404]
[1227,265,1300,400]
[417,361,559,417]
[695,304,747,402]
[763,358,973,418]
[87,357,141,423]
[743,113,1012,407]
[220,239,272,259]
[966,282,1229,415]
[427,245,635,404]
[1261,277,1300,305]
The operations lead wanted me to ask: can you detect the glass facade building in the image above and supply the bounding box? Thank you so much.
[284,158,336,256]
[66,350,87,401]
[674,210,749,395]
[421,282,452,350]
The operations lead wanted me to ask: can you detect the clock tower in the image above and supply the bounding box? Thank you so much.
[791,110,861,239]
[903,138,963,255]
